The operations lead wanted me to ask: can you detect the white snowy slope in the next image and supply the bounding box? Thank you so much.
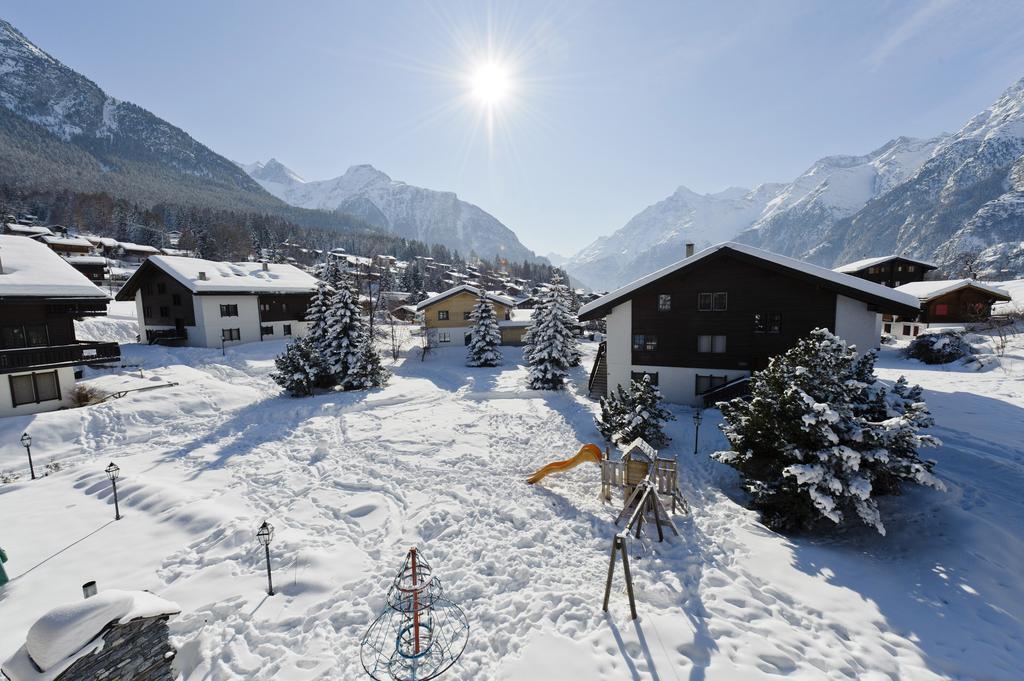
[566,183,785,289]
[1,306,1022,680]
[242,160,541,263]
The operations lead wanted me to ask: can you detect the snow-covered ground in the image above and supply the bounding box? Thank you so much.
[1,310,1023,679]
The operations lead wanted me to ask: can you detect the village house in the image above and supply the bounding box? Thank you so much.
[834,255,938,288]
[882,279,1013,338]
[0,235,120,417]
[3,223,53,239]
[40,235,94,257]
[115,256,317,347]
[116,242,161,264]
[416,284,533,346]
[64,255,108,284]
[579,242,920,406]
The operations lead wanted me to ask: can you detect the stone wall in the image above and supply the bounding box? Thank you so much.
[56,616,175,681]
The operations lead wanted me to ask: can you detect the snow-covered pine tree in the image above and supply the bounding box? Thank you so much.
[345,334,391,390]
[271,336,329,396]
[322,273,366,384]
[523,274,580,389]
[304,280,335,353]
[466,292,503,367]
[596,384,629,442]
[616,375,675,447]
[713,328,943,535]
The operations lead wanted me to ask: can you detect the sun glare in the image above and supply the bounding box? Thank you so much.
[469,61,512,105]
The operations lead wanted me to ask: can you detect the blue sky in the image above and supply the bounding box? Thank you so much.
[5,1,1024,256]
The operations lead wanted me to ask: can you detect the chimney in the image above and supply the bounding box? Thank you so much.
[82,580,97,599]
[685,242,695,258]
[262,262,269,271]
[198,271,207,281]
[0,256,4,274]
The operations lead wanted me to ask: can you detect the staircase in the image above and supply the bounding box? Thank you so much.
[588,341,608,399]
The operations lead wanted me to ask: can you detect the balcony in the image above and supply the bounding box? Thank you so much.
[0,341,121,374]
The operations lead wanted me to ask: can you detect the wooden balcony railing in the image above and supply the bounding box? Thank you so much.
[0,341,121,374]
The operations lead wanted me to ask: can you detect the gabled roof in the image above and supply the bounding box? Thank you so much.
[41,235,94,248]
[118,242,161,254]
[115,255,318,300]
[5,223,53,237]
[895,279,1012,302]
[579,242,921,321]
[0,235,109,300]
[415,284,515,311]
[834,254,938,273]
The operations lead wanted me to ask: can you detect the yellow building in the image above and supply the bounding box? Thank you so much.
[416,285,533,347]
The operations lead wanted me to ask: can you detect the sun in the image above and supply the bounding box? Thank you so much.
[468,61,513,105]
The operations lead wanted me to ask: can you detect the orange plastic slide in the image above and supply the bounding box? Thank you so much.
[526,443,603,484]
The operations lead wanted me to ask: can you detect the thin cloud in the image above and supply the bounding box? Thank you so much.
[866,0,957,69]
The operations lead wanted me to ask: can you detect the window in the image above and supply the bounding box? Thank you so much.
[172,294,182,306]
[260,303,271,312]
[159,306,169,318]
[220,304,239,317]
[10,370,60,406]
[644,335,658,352]
[896,265,903,272]
[157,282,167,294]
[143,306,152,319]
[261,325,273,335]
[437,310,449,321]
[1,324,49,349]
[657,294,672,311]
[883,323,892,334]
[438,331,451,343]
[698,292,727,311]
[907,265,916,272]
[695,374,728,395]
[893,280,901,287]
[222,328,240,341]
[698,335,727,353]
[283,324,292,336]
[934,303,949,316]
[753,312,782,334]
[632,334,646,351]
[631,371,659,386]
[902,325,911,336]
[463,311,472,320]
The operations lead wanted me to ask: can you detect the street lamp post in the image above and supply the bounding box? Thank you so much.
[692,408,703,456]
[105,462,122,520]
[20,433,35,480]
[256,521,274,596]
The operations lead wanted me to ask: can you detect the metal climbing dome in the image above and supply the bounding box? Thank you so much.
[360,548,469,681]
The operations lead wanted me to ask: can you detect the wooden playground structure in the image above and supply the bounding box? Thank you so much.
[527,437,690,620]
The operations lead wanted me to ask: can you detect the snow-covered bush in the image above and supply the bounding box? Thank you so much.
[713,328,943,535]
[904,330,974,364]
[271,336,330,396]
[596,374,675,447]
[466,293,503,367]
[523,274,580,389]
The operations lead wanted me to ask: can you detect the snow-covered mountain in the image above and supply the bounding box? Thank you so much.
[809,77,1024,278]
[570,76,1024,287]
[566,137,944,289]
[565,184,786,289]
[243,160,542,263]
[0,18,278,211]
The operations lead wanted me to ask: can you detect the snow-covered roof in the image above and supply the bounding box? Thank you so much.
[834,255,938,273]
[895,279,1012,302]
[64,255,107,266]
[0,235,110,299]
[41,235,94,249]
[123,255,319,296]
[118,242,161,254]
[579,242,921,320]
[501,308,535,327]
[416,284,516,310]
[5,223,53,237]
[2,590,179,677]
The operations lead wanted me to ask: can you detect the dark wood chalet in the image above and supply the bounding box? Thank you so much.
[0,236,120,415]
[579,242,920,406]
[833,255,938,288]
[885,279,1013,338]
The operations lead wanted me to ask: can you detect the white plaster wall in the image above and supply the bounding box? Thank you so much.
[604,300,632,398]
[426,325,471,347]
[834,295,882,355]
[195,295,262,348]
[630,365,750,406]
[0,366,77,417]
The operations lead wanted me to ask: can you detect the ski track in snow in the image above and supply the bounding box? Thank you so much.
[1,323,1022,679]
